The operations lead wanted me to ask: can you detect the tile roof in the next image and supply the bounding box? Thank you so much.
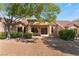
[14,18,28,26]
[73,22,79,27]
[57,21,74,28]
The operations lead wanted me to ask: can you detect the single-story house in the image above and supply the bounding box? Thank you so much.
[73,21,79,36]
[13,18,57,36]
[0,17,79,37]
[0,17,57,37]
[56,21,79,36]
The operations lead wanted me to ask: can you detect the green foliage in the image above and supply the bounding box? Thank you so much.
[59,29,76,41]
[6,3,60,20]
[7,3,44,19]
[0,3,60,20]
[46,4,60,14]
[0,4,7,10]
[47,16,56,23]
[10,32,33,39]
[39,4,60,23]
[24,32,33,39]
[10,32,23,38]
[0,32,6,39]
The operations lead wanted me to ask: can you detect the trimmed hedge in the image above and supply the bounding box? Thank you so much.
[0,32,6,39]
[0,32,33,39]
[10,32,23,38]
[24,32,33,39]
[59,29,76,41]
[11,32,33,39]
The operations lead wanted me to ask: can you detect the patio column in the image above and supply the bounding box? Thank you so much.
[53,26,57,37]
[22,26,24,32]
[28,25,31,32]
[48,25,52,35]
[38,27,41,36]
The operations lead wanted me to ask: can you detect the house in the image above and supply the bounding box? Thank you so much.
[57,21,74,28]
[0,17,6,32]
[0,17,57,37]
[14,18,57,36]
[56,21,79,36]
[73,21,79,36]
[0,17,79,37]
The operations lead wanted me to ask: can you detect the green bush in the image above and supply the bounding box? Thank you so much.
[10,32,33,39]
[24,32,33,39]
[59,29,76,41]
[10,32,23,38]
[0,32,6,39]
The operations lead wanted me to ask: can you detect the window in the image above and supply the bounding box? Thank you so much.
[18,27,22,32]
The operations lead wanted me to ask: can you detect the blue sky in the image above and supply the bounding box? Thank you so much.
[57,3,79,21]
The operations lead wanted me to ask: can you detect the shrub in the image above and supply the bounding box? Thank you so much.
[10,32,33,39]
[59,29,76,41]
[0,32,6,39]
[10,32,23,38]
[24,32,33,39]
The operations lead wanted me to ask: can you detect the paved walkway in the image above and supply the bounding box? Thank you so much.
[0,39,74,56]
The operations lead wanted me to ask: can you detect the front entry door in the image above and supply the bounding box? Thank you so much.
[41,27,47,34]
[31,27,39,36]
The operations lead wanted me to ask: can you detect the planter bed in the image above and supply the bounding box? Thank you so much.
[16,38,35,42]
[26,39,35,42]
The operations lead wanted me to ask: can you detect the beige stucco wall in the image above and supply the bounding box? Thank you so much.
[0,22,5,32]
[77,28,79,36]
[47,25,52,36]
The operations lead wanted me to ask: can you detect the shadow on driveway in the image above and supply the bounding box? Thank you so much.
[43,37,79,56]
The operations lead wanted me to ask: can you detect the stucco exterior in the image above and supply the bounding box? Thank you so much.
[0,22,5,32]
[0,18,79,37]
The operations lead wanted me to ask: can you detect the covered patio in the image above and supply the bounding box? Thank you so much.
[28,21,57,37]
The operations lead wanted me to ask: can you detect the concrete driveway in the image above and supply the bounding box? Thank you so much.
[0,39,73,56]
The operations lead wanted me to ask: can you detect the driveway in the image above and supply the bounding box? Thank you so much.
[0,38,74,56]
[44,37,79,56]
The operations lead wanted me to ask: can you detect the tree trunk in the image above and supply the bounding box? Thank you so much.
[4,16,13,40]
[6,25,11,40]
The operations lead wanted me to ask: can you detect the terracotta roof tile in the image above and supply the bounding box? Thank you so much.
[14,19,28,26]
[57,21,74,28]
[73,22,79,27]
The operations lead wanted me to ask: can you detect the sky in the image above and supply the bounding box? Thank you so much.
[57,3,79,21]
